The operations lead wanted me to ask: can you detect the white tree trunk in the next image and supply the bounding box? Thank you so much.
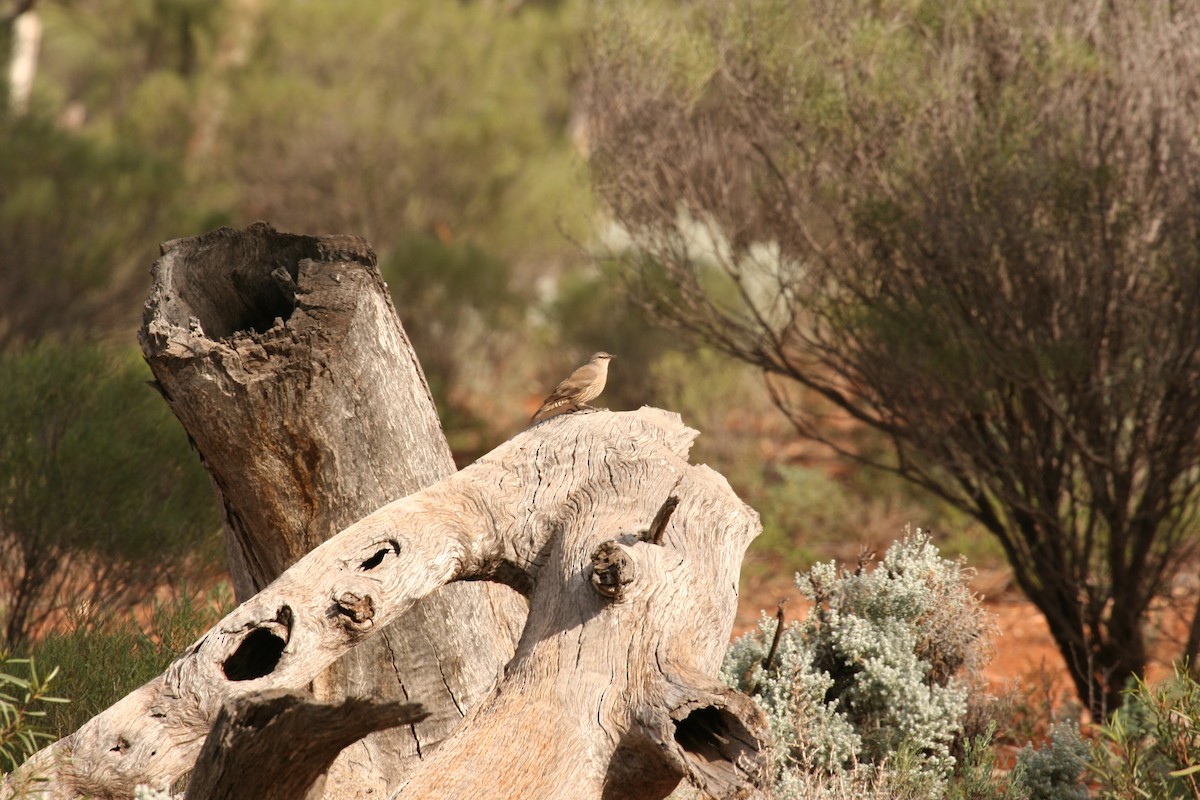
[7,7,41,116]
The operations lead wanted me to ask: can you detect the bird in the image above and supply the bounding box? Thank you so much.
[531,352,615,423]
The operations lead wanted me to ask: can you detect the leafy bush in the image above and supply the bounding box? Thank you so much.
[720,531,1092,799]
[944,721,1088,800]
[723,532,991,795]
[0,342,221,647]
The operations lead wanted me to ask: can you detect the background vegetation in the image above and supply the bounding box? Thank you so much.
[2,0,1198,796]
[585,0,1200,719]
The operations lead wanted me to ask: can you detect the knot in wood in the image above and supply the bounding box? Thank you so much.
[333,590,376,630]
[590,540,635,602]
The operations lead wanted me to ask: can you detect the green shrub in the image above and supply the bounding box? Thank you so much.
[1088,662,1200,799]
[26,583,232,739]
[945,721,1088,800]
[0,342,221,647]
[723,532,991,796]
[1014,724,1089,800]
[0,657,65,776]
[722,531,1093,798]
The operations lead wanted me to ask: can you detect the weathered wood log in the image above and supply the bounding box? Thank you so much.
[3,408,769,799]
[136,222,526,797]
[183,691,428,800]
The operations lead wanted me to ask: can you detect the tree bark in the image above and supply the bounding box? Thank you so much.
[137,222,526,797]
[3,407,769,800]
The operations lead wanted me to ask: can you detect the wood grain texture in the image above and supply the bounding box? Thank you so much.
[3,407,768,799]
[394,411,770,800]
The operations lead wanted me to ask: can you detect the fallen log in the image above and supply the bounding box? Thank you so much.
[4,407,768,799]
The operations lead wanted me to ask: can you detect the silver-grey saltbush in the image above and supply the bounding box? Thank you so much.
[723,531,987,797]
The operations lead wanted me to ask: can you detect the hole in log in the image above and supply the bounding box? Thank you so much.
[224,628,287,681]
[359,539,400,570]
[156,226,323,339]
[361,549,388,570]
[673,705,759,779]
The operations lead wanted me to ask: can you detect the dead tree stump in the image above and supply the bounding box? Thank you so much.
[5,406,769,799]
[2,223,770,799]
[136,223,526,797]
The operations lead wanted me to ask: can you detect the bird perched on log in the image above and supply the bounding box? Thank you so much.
[531,352,615,423]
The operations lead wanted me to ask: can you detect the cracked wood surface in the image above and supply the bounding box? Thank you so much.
[393,416,769,800]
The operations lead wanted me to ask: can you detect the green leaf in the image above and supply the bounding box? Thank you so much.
[1169,764,1200,778]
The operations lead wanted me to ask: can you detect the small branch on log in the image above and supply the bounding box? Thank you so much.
[184,690,428,800]
[642,493,681,545]
[744,603,789,696]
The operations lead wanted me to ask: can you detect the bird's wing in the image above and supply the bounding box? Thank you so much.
[532,363,599,420]
[554,364,599,399]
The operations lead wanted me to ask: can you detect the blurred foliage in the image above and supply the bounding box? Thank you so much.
[649,349,995,576]
[24,583,232,739]
[547,259,681,412]
[0,115,196,349]
[2,0,1023,611]
[11,0,594,359]
[0,342,221,647]
[210,0,590,257]
[382,233,530,459]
